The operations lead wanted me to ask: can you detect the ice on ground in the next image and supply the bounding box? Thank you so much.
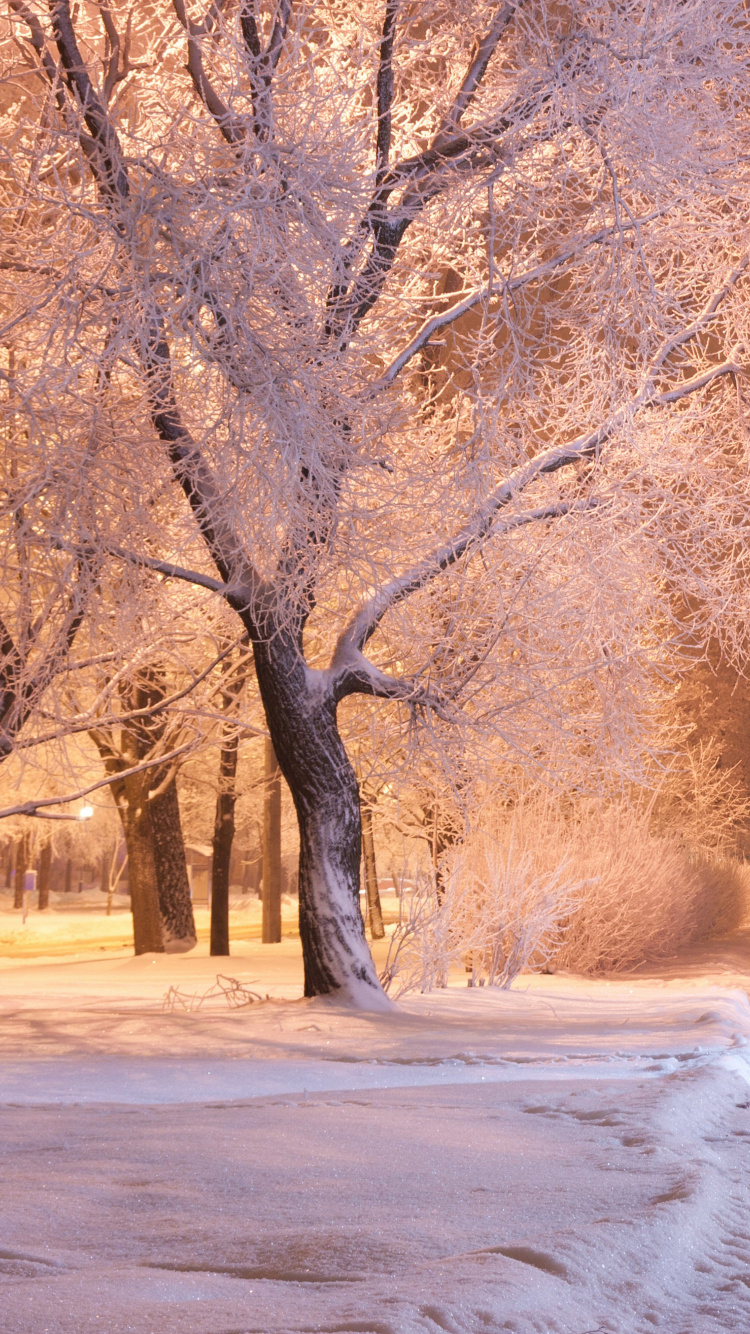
[3,926,750,1331]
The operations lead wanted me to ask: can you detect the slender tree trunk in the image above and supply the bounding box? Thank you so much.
[150,776,197,952]
[252,636,387,1006]
[361,799,385,940]
[37,839,51,910]
[13,833,28,909]
[210,645,247,956]
[262,738,282,944]
[211,737,239,956]
[242,848,260,896]
[427,795,464,902]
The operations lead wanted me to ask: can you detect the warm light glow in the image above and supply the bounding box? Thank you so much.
[78,805,94,821]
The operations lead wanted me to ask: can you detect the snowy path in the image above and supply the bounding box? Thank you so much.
[2,940,750,1332]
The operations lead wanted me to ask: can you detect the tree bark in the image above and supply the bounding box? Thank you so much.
[210,644,247,956]
[253,636,387,1005]
[37,839,51,910]
[361,799,385,939]
[211,739,239,956]
[90,664,195,953]
[261,738,282,944]
[150,776,197,952]
[111,773,164,954]
[426,796,464,902]
[13,833,28,909]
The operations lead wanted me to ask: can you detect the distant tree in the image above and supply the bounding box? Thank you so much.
[90,665,198,952]
[3,0,750,1004]
[210,637,252,955]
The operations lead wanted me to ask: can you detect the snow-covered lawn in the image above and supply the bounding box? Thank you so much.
[2,918,750,1332]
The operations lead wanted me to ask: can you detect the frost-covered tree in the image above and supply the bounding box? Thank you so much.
[3,0,750,1004]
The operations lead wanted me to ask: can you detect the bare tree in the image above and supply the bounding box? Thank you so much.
[3,1,750,1005]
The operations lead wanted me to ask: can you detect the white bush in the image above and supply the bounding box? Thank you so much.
[381,798,749,995]
[380,836,581,998]
[549,810,748,974]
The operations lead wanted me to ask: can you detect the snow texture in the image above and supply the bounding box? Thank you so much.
[3,924,750,1332]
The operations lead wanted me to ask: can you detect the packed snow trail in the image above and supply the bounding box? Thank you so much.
[2,939,750,1331]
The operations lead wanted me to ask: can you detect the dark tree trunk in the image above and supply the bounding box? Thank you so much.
[210,785,234,954]
[111,775,164,955]
[426,796,464,902]
[210,645,247,956]
[252,635,387,1006]
[261,738,282,944]
[13,834,28,909]
[361,800,385,940]
[90,665,194,954]
[37,840,51,910]
[150,776,197,952]
[211,739,239,956]
[100,847,110,895]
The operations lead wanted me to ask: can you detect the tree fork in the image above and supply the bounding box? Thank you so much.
[252,634,389,1006]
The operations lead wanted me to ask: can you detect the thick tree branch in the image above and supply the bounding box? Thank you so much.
[48,0,130,200]
[265,0,293,71]
[104,543,237,597]
[9,0,67,112]
[333,500,597,686]
[143,320,269,624]
[376,0,399,177]
[324,2,530,346]
[239,0,293,138]
[330,80,552,344]
[14,7,270,638]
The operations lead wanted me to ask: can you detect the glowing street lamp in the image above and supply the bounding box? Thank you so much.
[78,805,94,821]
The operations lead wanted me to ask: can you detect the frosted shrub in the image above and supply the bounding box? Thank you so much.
[381,838,581,998]
[382,794,749,995]
[550,812,748,974]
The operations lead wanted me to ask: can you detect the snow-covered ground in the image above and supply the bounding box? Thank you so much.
[2,912,750,1332]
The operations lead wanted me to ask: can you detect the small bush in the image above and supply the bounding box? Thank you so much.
[381,834,581,998]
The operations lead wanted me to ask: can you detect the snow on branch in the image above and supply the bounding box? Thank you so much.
[432,2,520,146]
[373,211,671,390]
[172,0,246,146]
[338,261,747,663]
[333,499,598,693]
[0,737,198,822]
[103,544,237,599]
